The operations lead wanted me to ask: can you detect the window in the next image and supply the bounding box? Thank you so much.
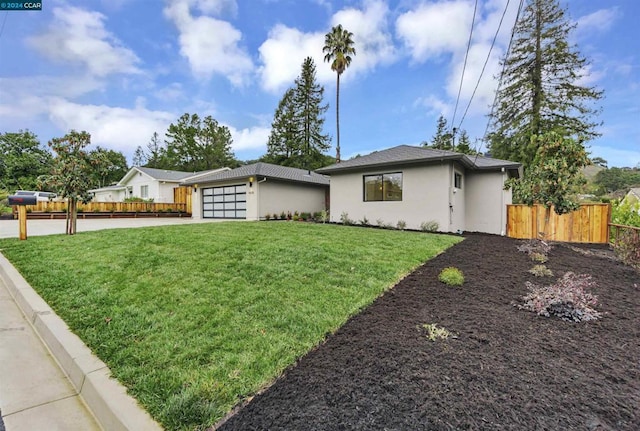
[454,172,462,189]
[140,185,149,198]
[363,172,402,201]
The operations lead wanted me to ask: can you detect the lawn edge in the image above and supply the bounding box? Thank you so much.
[0,252,163,431]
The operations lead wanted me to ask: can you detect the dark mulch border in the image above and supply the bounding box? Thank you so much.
[217,234,640,431]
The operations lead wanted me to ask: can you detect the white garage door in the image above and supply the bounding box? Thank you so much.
[202,184,247,219]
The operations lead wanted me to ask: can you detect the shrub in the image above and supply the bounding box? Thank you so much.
[528,264,554,277]
[420,220,439,232]
[519,272,601,322]
[422,323,453,341]
[530,252,548,263]
[319,209,328,223]
[611,199,640,228]
[265,213,271,220]
[279,211,286,220]
[359,216,369,226]
[340,211,353,225]
[376,218,385,227]
[396,220,407,230]
[438,267,464,286]
[517,239,552,256]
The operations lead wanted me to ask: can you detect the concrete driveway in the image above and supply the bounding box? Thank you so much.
[0,217,223,239]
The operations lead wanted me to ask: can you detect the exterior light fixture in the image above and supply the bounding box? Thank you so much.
[249,176,254,187]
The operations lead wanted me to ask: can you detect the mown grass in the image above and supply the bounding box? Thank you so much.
[0,222,461,430]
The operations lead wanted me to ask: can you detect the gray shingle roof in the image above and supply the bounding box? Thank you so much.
[182,162,330,186]
[136,167,197,182]
[316,145,521,174]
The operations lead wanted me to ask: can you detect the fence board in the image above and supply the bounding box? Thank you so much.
[507,203,610,243]
[20,201,188,214]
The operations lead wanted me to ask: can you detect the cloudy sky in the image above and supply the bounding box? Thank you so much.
[0,0,638,167]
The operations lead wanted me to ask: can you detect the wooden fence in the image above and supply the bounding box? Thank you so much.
[21,201,188,214]
[174,186,192,214]
[506,203,611,243]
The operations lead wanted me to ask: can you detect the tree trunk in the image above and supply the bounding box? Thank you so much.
[335,72,341,163]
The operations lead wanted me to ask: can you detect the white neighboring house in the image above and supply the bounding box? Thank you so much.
[622,188,640,212]
[89,167,229,203]
[316,145,522,235]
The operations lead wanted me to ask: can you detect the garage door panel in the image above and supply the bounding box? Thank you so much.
[202,184,247,219]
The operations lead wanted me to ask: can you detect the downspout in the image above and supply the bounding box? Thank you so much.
[449,163,454,229]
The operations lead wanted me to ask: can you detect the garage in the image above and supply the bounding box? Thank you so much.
[202,184,247,219]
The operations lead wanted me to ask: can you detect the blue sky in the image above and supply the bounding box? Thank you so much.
[0,0,638,168]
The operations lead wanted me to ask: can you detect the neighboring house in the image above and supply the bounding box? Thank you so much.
[316,145,522,235]
[183,162,329,220]
[89,167,229,203]
[622,188,640,210]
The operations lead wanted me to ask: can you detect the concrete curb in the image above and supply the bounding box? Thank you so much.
[0,253,163,431]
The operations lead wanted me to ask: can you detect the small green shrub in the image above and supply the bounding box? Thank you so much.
[420,220,439,232]
[359,216,369,226]
[279,211,286,220]
[422,323,453,341]
[396,220,407,230]
[530,252,548,263]
[340,211,353,225]
[438,267,464,286]
[528,264,554,277]
[319,209,328,223]
[265,213,271,220]
[376,218,385,227]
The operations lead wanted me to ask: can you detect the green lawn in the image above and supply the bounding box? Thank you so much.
[0,222,461,430]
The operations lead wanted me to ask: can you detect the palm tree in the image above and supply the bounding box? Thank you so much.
[323,24,355,163]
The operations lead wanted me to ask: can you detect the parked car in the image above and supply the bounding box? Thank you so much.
[14,190,57,201]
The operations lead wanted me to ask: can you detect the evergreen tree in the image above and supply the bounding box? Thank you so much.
[424,115,453,150]
[0,130,52,191]
[487,0,603,167]
[90,146,129,187]
[165,114,237,172]
[455,130,476,155]
[132,146,146,167]
[264,58,331,170]
[294,57,331,170]
[264,88,300,167]
[146,132,166,168]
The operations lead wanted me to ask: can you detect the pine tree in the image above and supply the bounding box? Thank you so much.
[455,130,476,155]
[146,132,165,168]
[264,88,301,167]
[487,0,602,167]
[294,57,330,170]
[425,115,453,150]
[132,146,146,167]
[264,58,331,170]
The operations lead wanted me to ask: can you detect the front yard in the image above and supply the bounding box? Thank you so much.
[0,222,461,430]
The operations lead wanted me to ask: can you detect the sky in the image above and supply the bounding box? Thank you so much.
[0,0,638,168]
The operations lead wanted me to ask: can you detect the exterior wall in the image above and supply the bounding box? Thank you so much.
[92,189,126,202]
[121,172,179,203]
[328,163,455,232]
[191,179,327,220]
[464,170,512,235]
[450,163,466,233]
[257,180,327,219]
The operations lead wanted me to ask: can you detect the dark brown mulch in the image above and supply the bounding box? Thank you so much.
[217,234,640,431]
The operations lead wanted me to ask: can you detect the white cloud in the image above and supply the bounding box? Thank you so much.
[27,6,140,77]
[164,0,253,86]
[258,25,327,92]
[47,99,175,154]
[258,0,394,92]
[227,125,270,151]
[576,8,619,36]
[590,145,640,169]
[396,1,474,62]
[330,1,396,73]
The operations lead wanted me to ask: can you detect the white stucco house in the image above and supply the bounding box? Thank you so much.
[182,162,329,220]
[316,145,522,235]
[89,167,228,203]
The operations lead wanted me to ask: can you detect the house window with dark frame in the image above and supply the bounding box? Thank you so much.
[363,172,402,202]
[454,172,462,189]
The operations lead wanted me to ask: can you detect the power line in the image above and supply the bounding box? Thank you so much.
[456,0,512,133]
[0,12,8,40]
[479,0,526,157]
[451,0,478,130]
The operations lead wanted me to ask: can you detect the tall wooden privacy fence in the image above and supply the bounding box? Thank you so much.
[21,201,188,214]
[507,203,610,243]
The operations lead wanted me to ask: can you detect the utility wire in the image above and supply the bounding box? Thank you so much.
[475,0,526,159]
[456,0,511,132]
[451,0,478,130]
[0,12,8,40]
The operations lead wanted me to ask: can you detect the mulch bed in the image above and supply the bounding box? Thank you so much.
[217,234,640,431]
